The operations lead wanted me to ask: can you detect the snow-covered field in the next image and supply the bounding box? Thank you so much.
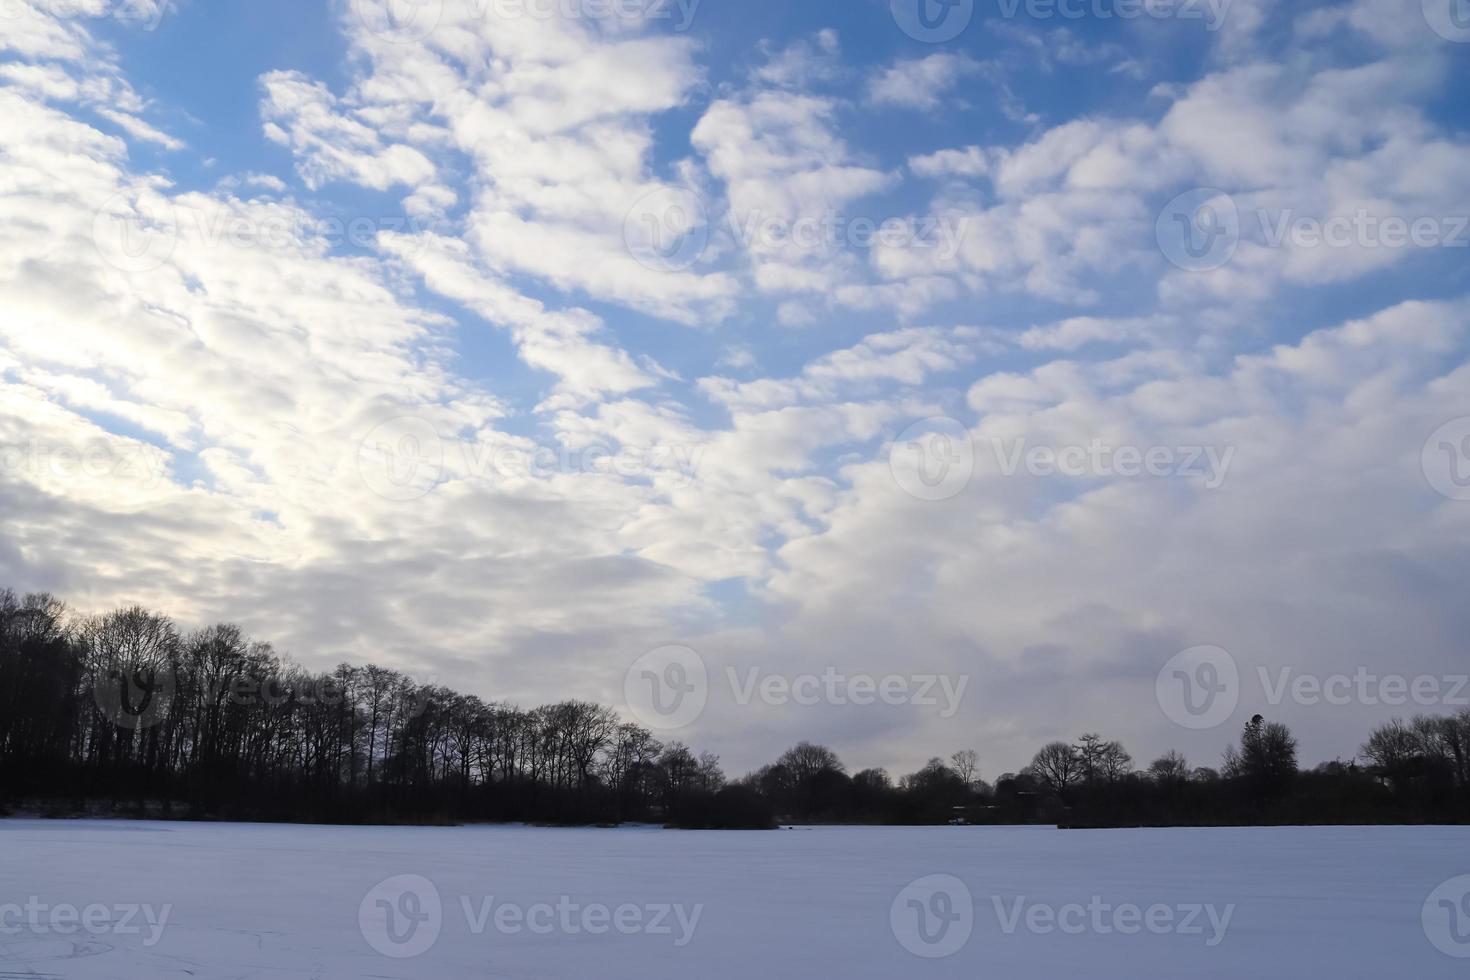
[2,820,1468,978]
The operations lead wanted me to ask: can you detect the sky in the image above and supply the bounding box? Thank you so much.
[1,0,1468,779]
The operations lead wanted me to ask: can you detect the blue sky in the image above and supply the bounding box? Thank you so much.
[2,0,1469,776]
[83,0,1470,366]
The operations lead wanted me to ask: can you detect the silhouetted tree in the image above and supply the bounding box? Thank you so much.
[1224,715,1298,802]
[949,749,979,788]
[1029,741,1082,796]
[3,587,1466,829]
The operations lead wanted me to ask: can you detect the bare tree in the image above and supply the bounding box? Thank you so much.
[1075,733,1105,782]
[1099,741,1133,783]
[1149,750,1190,785]
[777,742,845,781]
[949,749,979,788]
[1029,741,1082,794]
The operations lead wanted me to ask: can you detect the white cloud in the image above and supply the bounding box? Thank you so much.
[95,107,183,150]
[909,146,992,179]
[866,53,982,111]
[260,71,437,191]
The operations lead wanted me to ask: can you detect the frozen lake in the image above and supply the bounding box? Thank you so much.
[2,820,1468,978]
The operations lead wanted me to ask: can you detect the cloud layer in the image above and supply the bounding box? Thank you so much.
[1,0,1467,777]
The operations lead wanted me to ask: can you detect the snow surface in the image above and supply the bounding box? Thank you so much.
[2,820,1467,978]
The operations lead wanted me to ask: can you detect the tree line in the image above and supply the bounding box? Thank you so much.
[731,710,1469,827]
[0,591,743,826]
[3,589,1467,828]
